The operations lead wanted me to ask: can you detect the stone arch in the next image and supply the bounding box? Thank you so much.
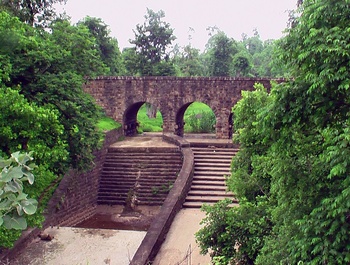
[83,76,281,139]
[123,101,164,136]
[175,101,218,137]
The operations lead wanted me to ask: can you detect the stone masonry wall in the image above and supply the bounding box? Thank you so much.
[44,128,123,227]
[83,77,279,139]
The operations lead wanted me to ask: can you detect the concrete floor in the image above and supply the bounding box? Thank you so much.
[12,227,146,265]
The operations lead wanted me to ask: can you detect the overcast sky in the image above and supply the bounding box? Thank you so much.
[57,0,297,51]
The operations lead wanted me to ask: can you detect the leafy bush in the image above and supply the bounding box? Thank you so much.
[0,152,38,230]
[196,0,350,263]
[185,111,215,133]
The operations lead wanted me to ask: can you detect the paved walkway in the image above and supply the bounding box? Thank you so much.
[153,208,211,265]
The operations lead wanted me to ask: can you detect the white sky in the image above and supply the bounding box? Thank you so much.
[56,0,297,51]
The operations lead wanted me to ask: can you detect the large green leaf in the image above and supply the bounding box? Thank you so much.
[3,215,27,230]
[21,199,38,215]
[1,167,23,182]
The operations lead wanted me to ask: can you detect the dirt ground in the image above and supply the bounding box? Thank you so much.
[9,205,160,265]
[7,206,212,265]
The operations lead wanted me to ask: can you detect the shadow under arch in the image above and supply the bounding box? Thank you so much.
[175,101,217,137]
[228,112,233,139]
[175,102,192,137]
[124,102,163,136]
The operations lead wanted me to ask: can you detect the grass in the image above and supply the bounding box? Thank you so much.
[137,102,215,133]
[96,103,216,133]
[137,104,163,133]
[184,102,215,133]
[97,116,121,131]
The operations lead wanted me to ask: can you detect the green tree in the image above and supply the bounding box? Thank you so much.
[205,31,237,76]
[0,10,107,248]
[1,13,105,171]
[232,50,252,77]
[130,8,176,76]
[0,0,65,26]
[197,0,350,264]
[172,44,204,76]
[78,16,125,75]
[122,47,140,76]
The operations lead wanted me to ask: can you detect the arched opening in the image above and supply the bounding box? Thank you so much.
[137,103,163,134]
[176,102,216,137]
[124,102,163,136]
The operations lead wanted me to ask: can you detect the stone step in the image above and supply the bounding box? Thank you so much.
[98,146,182,206]
[193,155,234,160]
[108,146,180,152]
[187,190,233,197]
[100,176,177,181]
[193,175,227,181]
[195,162,231,166]
[192,149,237,154]
[105,155,181,160]
[191,180,226,186]
[99,179,136,185]
[194,169,231,177]
[101,167,180,176]
[183,201,239,208]
[192,152,238,156]
[102,165,181,170]
[196,156,232,162]
[190,185,228,191]
[185,195,233,203]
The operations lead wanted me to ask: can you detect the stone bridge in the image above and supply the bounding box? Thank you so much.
[83,76,278,139]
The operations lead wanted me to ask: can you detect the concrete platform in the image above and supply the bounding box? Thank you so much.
[12,227,146,265]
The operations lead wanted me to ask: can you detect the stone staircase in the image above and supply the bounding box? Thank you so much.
[97,147,182,206]
[183,144,238,208]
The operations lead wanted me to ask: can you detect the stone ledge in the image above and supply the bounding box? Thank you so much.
[130,135,194,265]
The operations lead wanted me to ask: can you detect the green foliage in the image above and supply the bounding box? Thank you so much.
[206,31,238,76]
[0,152,38,230]
[0,12,105,171]
[184,102,215,133]
[0,0,65,26]
[137,104,163,132]
[0,87,68,167]
[97,117,121,132]
[130,8,176,76]
[185,111,215,133]
[232,51,253,77]
[197,0,350,264]
[0,11,108,247]
[172,44,205,77]
[196,199,271,265]
[78,16,125,75]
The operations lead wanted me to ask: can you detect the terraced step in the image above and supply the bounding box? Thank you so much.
[185,195,235,203]
[184,145,238,208]
[190,185,228,191]
[97,146,182,206]
[188,190,232,196]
